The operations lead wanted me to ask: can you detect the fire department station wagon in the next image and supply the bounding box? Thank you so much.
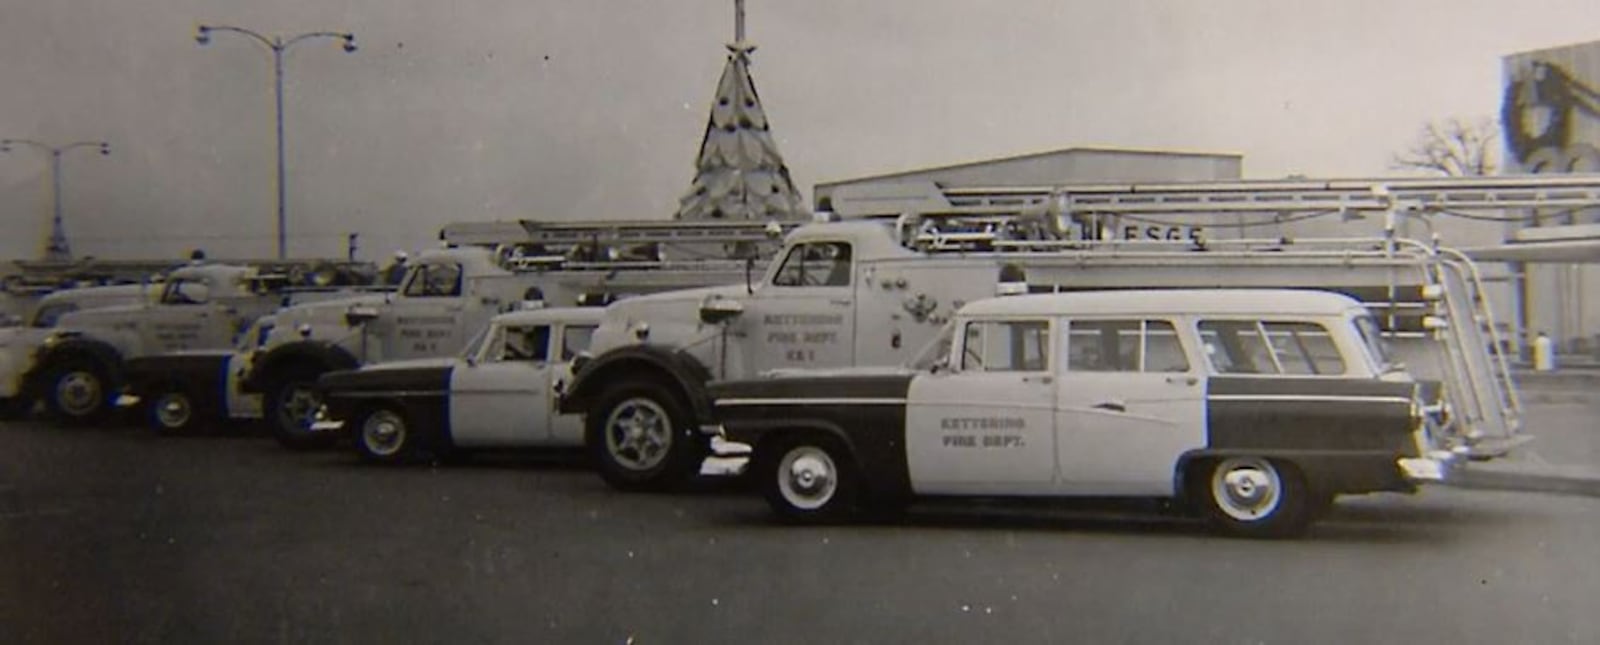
[708,289,1453,538]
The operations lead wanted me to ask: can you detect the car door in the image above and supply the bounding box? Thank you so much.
[905,318,1057,495]
[1054,318,1207,496]
[448,323,555,446]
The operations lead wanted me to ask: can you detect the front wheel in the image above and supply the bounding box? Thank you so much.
[148,386,206,435]
[267,370,333,450]
[1194,456,1313,538]
[353,405,425,464]
[760,434,860,524]
[42,358,112,426]
[586,382,707,492]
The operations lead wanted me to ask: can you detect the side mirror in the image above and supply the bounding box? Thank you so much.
[699,295,745,325]
[345,305,380,327]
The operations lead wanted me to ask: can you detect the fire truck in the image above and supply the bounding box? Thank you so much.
[21,259,379,425]
[560,174,1600,491]
[240,219,797,449]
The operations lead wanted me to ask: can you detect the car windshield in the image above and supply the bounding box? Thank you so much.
[459,323,493,361]
[908,320,955,370]
[1353,314,1396,370]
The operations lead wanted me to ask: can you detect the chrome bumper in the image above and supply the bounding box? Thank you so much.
[1398,450,1457,483]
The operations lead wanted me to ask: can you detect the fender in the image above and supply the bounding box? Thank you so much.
[24,336,126,395]
[728,417,913,504]
[560,344,715,420]
[243,340,361,393]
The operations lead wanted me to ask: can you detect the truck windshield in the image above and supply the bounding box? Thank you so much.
[908,321,955,371]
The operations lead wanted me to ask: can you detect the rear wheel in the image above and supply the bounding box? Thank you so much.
[1194,456,1313,538]
[42,358,112,426]
[760,433,859,524]
[267,367,333,450]
[586,382,706,491]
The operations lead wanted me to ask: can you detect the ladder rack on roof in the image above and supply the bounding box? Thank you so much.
[440,219,804,249]
[938,173,1600,215]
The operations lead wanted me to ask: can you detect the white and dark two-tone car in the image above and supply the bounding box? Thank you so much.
[707,289,1453,538]
[314,307,602,463]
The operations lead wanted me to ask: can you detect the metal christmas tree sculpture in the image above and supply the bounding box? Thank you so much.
[674,0,807,222]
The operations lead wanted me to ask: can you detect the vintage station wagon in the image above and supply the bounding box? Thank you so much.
[707,289,1453,538]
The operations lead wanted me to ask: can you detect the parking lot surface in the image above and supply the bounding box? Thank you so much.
[3,418,1598,643]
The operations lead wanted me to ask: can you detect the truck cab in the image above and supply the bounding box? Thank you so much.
[0,282,156,418]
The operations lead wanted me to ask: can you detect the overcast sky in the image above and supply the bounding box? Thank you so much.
[2,0,1598,261]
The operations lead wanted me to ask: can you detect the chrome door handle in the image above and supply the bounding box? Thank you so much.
[1092,400,1127,413]
[1023,375,1053,385]
[1165,375,1197,386]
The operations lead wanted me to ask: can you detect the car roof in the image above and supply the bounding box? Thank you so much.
[490,306,606,325]
[958,289,1364,318]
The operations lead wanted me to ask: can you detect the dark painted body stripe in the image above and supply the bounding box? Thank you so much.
[320,366,454,450]
[1204,376,1418,493]
[123,353,232,412]
[712,374,916,503]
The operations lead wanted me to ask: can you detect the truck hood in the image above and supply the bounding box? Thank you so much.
[273,293,390,326]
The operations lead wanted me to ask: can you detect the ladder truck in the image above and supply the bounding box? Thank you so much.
[559,174,1600,491]
[242,218,799,449]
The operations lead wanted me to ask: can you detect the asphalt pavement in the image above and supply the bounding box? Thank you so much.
[2,416,1599,643]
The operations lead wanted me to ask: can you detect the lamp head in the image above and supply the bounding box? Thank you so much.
[98,143,110,156]
[195,25,212,45]
[341,34,357,53]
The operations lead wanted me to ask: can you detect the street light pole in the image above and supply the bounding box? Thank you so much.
[195,24,357,260]
[0,138,111,261]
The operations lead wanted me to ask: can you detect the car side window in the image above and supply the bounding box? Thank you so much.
[402,263,463,298]
[770,242,851,287]
[561,325,596,361]
[1198,320,1345,375]
[1066,319,1189,372]
[499,325,551,362]
[961,319,1049,372]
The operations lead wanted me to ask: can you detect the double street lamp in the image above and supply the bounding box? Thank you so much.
[0,138,111,262]
[196,24,357,260]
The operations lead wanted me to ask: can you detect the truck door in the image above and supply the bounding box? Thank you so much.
[744,241,856,373]
[144,277,217,352]
[378,262,470,360]
[1054,318,1206,495]
[449,323,557,446]
[905,318,1057,495]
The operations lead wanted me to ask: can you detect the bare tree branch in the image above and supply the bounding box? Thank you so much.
[1391,117,1500,176]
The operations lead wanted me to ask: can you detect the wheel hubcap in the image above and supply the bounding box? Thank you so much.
[778,446,837,510]
[277,385,320,432]
[56,371,102,416]
[362,410,406,456]
[1211,457,1283,521]
[155,394,192,428]
[604,398,672,471]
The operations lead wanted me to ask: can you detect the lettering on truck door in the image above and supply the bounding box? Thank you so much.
[905,318,1057,495]
[449,323,556,446]
[1054,318,1206,495]
[147,277,214,352]
[384,262,468,360]
[745,241,856,372]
